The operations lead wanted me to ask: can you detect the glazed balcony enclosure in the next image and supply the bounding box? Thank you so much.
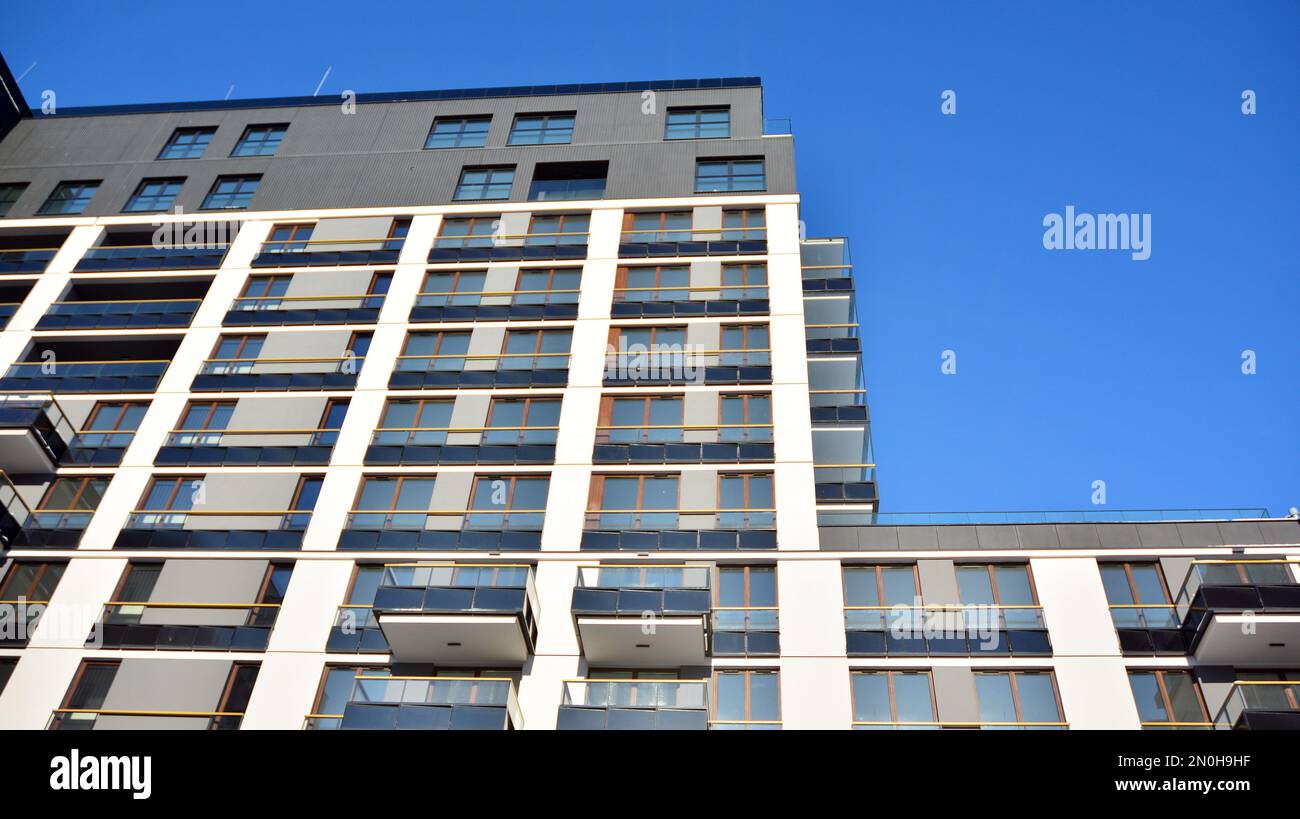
[1176,560,1300,664]
[37,280,209,330]
[557,679,709,730]
[310,673,521,730]
[410,267,580,323]
[571,565,711,667]
[0,338,178,394]
[0,394,76,473]
[610,262,768,319]
[0,227,70,274]
[371,563,538,664]
[74,227,231,271]
[252,217,407,267]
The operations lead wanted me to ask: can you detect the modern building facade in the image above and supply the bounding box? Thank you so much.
[0,67,1295,731]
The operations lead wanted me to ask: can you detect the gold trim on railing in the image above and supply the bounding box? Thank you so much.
[395,352,570,360]
[585,507,776,514]
[349,508,546,514]
[48,297,201,305]
[103,601,281,608]
[231,293,384,302]
[852,720,1068,727]
[381,561,535,568]
[168,427,340,435]
[596,423,772,430]
[374,425,559,432]
[418,288,581,297]
[53,708,243,717]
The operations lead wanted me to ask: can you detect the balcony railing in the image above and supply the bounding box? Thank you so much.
[156,427,338,466]
[346,508,545,531]
[326,604,388,653]
[94,600,280,650]
[309,673,521,730]
[1214,681,1300,730]
[37,298,201,330]
[254,236,404,267]
[845,604,1051,656]
[711,606,780,656]
[225,293,385,326]
[852,720,1068,730]
[74,243,229,271]
[428,231,588,263]
[558,678,709,730]
[602,348,771,386]
[584,507,775,530]
[0,393,77,467]
[618,227,766,258]
[0,247,60,274]
[365,425,558,465]
[50,708,244,730]
[0,360,169,393]
[572,564,711,613]
[611,285,769,319]
[115,508,310,549]
[593,423,774,465]
[596,423,773,444]
[390,352,570,389]
[192,355,363,391]
[374,562,538,620]
[411,288,580,322]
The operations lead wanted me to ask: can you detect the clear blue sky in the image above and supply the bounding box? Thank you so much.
[2,0,1295,515]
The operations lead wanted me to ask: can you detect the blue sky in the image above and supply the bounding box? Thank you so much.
[2,0,1295,516]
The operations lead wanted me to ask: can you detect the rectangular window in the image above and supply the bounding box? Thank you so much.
[525,212,589,246]
[264,223,315,252]
[352,475,438,529]
[695,158,765,193]
[713,670,780,729]
[528,161,607,201]
[1128,670,1210,728]
[454,167,514,201]
[38,181,100,215]
[123,177,185,213]
[514,267,581,305]
[231,124,288,157]
[468,475,549,529]
[722,208,766,240]
[425,116,490,149]
[34,477,108,529]
[600,394,683,443]
[0,182,28,216]
[209,334,265,373]
[851,670,936,728]
[974,670,1064,727]
[623,210,692,243]
[201,175,261,210]
[721,262,768,299]
[57,660,119,726]
[435,216,497,249]
[78,402,148,448]
[173,400,236,445]
[397,331,471,372]
[158,127,216,159]
[720,323,771,366]
[666,107,730,140]
[375,399,455,445]
[485,396,562,444]
[134,476,196,527]
[719,393,772,442]
[1100,562,1178,630]
[507,112,575,145]
[500,328,571,370]
[0,560,66,603]
[718,472,774,528]
[713,565,779,656]
[592,473,679,529]
[616,265,689,302]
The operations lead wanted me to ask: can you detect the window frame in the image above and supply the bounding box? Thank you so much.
[38,180,101,215]
[712,668,780,724]
[424,116,491,149]
[507,112,576,146]
[123,177,186,213]
[453,166,515,201]
[665,106,731,140]
[231,124,289,158]
[1127,669,1211,726]
[695,158,766,193]
[0,182,29,216]
[973,669,1064,724]
[200,174,262,210]
[158,127,217,160]
[850,669,939,724]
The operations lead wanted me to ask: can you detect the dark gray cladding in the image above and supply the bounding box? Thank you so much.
[0,84,793,216]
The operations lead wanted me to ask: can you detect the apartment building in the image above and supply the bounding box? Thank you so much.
[0,65,1295,731]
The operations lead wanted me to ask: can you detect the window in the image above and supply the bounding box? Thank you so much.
[105,563,162,625]
[721,323,770,365]
[78,402,148,448]
[610,324,687,350]
[0,183,28,216]
[514,267,581,304]
[1100,562,1178,629]
[34,477,108,528]
[719,393,772,441]
[287,476,323,529]
[958,563,1049,653]
[55,661,119,727]
[525,213,589,246]
[600,395,683,443]
[38,181,100,215]
[714,566,779,656]
[231,124,288,157]
[974,671,1063,728]
[592,474,679,528]
[201,175,261,210]
[719,473,774,527]
[174,400,236,445]
[375,399,454,445]
[383,218,410,250]
[419,270,486,306]
[265,223,315,252]
[425,116,490,149]
[851,670,936,728]
[666,107,730,139]
[507,112,575,145]
[844,564,921,607]
[435,216,498,249]
[209,334,265,373]
[616,265,689,302]
[397,331,471,372]
[315,400,349,446]
[0,561,66,604]
[1128,670,1210,728]
[454,167,514,200]
[722,208,766,240]
[237,275,291,310]
[713,670,779,729]
[485,397,562,444]
[468,475,549,529]
[0,659,14,695]
[352,476,438,529]
[695,158,765,193]
[500,328,571,369]
[214,663,260,728]
[721,263,768,299]
[123,177,185,213]
[158,127,216,159]
[528,161,607,200]
[623,211,691,243]
[135,477,196,527]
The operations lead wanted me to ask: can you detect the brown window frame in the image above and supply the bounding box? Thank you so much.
[712,668,781,722]
[588,473,682,513]
[435,215,499,246]
[717,472,773,509]
[715,565,778,607]
[1101,561,1173,605]
[0,560,65,600]
[974,669,1063,723]
[957,563,1041,606]
[37,477,108,511]
[842,564,922,605]
[850,669,938,723]
[722,207,766,239]
[1130,669,1211,724]
[82,401,147,433]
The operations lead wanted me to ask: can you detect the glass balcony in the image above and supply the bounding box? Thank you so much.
[1175,560,1300,663]
[225,292,384,326]
[365,424,558,466]
[1214,681,1300,730]
[610,284,769,320]
[557,679,709,730]
[0,394,77,472]
[253,236,403,267]
[711,607,780,656]
[155,427,337,467]
[93,601,280,651]
[845,604,1051,656]
[73,244,228,272]
[593,422,774,465]
[192,355,362,391]
[0,360,168,394]
[312,674,521,730]
[602,347,771,386]
[50,708,243,730]
[427,230,588,263]
[114,509,309,550]
[389,351,570,390]
[370,563,538,664]
[339,509,545,551]
[410,287,579,322]
[0,247,59,274]
[618,226,766,259]
[571,565,711,667]
[37,299,200,330]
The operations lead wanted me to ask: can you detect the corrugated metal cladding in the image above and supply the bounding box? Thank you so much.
[0,85,796,216]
